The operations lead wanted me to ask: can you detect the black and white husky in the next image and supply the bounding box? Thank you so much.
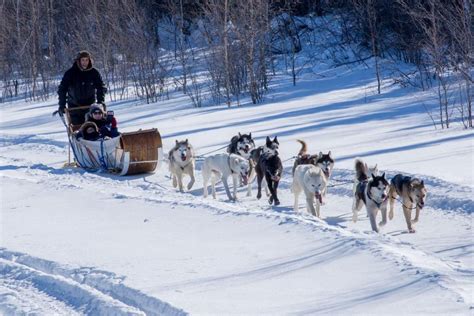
[352,158,389,232]
[168,139,196,192]
[247,136,279,197]
[388,174,427,233]
[255,152,282,206]
[227,133,256,160]
[202,153,250,201]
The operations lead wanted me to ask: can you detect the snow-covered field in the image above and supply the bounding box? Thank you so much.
[0,63,473,315]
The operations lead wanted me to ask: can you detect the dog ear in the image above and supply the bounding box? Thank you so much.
[249,132,252,138]
[420,180,424,186]
[371,173,376,179]
[185,138,188,143]
[327,150,332,157]
[381,172,385,179]
[175,140,179,145]
[274,136,279,144]
[238,132,242,137]
[319,151,323,158]
[266,136,271,145]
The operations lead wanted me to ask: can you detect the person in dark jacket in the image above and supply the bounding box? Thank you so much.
[85,103,119,138]
[56,51,107,125]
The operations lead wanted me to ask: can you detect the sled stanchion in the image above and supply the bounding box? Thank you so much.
[120,152,130,176]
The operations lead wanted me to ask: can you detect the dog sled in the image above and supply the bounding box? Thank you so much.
[61,106,163,176]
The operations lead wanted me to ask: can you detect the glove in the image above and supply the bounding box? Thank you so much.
[106,110,114,123]
[52,106,65,117]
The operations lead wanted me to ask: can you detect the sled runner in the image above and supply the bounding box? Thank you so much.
[62,106,163,175]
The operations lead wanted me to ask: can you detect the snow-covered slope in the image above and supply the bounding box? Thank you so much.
[0,64,472,314]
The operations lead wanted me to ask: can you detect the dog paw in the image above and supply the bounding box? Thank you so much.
[388,212,394,220]
[409,228,416,233]
[256,193,262,199]
[187,183,193,190]
[411,218,419,223]
[379,220,387,227]
[268,196,274,205]
[274,199,280,206]
[352,214,358,223]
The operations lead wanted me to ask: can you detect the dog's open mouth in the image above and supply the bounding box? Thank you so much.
[181,156,187,162]
[315,192,323,204]
[243,148,249,154]
[241,174,248,185]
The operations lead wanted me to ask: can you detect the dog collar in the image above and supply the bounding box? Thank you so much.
[367,189,386,208]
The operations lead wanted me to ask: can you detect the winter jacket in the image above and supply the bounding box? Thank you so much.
[58,61,107,110]
[86,115,119,138]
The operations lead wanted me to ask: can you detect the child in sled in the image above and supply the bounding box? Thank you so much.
[84,103,120,138]
[76,121,101,141]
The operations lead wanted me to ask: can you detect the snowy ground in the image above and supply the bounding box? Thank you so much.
[0,63,473,315]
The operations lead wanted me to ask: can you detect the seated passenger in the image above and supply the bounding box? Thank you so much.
[85,104,120,138]
[76,122,101,141]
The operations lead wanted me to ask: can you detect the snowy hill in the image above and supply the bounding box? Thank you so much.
[0,63,473,314]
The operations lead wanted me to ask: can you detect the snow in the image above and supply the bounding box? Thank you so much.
[0,62,473,314]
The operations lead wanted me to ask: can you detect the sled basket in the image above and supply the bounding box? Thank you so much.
[119,129,163,175]
[64,107,163,176]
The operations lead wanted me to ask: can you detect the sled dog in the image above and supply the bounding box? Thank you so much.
[352,161,379,212]
[352,159,389,232]
[247,136,280,197]
[202,153,250,201]
[291,164,328,217]
[292,140,334,200]
[168,139,196,192]
[256,153,283,205]
[227,132,256,160]
[388,174,427,233]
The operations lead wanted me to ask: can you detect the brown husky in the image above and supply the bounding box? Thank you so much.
[388,174,427,233]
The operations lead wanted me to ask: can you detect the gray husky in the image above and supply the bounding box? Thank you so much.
[352,159,389,232]
[168,139,196,192]
[388,174,427,233]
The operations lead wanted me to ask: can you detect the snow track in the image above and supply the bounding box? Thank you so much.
[1,147,473,310]
[0,249,187,315]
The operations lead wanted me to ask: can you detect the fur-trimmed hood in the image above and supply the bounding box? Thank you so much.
[74,50,93,71]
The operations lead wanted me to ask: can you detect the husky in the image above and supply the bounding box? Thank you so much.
[227,132,256,160]
[352,159,389,232]
[292,140,334,200]
[168,139,196,192]
[247,136,280,197]
[388,174,427,233]
[256,153,283,205]
[352,160,379,214]
[291,164,328,217]
[202,153,250,201]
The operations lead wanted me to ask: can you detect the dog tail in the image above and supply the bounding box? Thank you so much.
[296,139,307,156]
[355,158,368,182]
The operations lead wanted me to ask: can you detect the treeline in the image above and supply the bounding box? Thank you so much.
[0,0,471,128]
